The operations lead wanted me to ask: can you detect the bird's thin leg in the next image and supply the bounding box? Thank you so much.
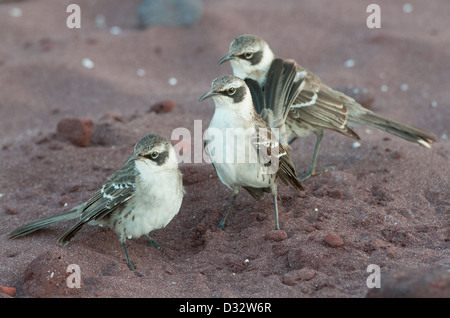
[120,240,134,271]
[146,234,162,251]
[218,193,238,230]
[300,130,334,180]
[273,194,280,230]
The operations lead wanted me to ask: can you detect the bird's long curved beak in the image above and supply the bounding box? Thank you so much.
[217,52,236,65]
[199,89,219,102]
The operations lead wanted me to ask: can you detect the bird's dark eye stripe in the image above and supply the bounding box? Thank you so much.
[144,151,168,166]
[239,51,263,65]
[143,152,158,160]
[220,86,246,103]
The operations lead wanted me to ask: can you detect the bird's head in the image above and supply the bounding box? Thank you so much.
[128,134,178,171]
[199,75,253,112]
[217,34,275,84]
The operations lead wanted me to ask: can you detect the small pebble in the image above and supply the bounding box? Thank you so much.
[95,14,106,28]
[0,286,16,297]
[402,3,413,13]
[344,59,355,68]
[381,85,388,92]
[110,26,122,35]
[283,269,316,286]
[374,238,388,250]
[59,195,72,207]
[352,141,361,149]
[314,224,323,230]
[306,226,315,233]
[57,118,94,147]
[9,8,22,17]
[150,100,176,113]
[328,190,344,199]
[82,58,94,69]
[264,229,287,242]
[387,246,396,258]
[390,151,405,160]
[324,233,344,247]
[168,77,178,86]
[137,69,146,77]
[5,207,18,215]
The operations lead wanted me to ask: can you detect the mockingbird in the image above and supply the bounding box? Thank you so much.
[8,134,184,271]
[199,62,303,230]
[218,34,437,180]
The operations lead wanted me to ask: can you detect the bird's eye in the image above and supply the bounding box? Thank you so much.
[150,151,159,159]
[227,87,236,95]
[244,52,253,59]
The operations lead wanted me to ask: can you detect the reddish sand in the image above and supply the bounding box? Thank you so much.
[0,0,448,298]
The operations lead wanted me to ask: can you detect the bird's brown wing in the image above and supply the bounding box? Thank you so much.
[251,119,304,192]
[291,66,360,140]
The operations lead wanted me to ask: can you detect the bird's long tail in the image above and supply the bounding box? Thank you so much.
[350,111,437,148]
[7,204,84,239]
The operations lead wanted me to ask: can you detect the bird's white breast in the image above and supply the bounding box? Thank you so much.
[120,157,183,239]
[206,108,275,190]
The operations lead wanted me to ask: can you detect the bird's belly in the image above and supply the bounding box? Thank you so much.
[214,161,274,189]
[207,114,275,189]
[103,173,183,239]
[120,198,181,239]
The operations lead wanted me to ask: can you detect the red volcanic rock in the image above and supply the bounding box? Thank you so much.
[57,118,94,147]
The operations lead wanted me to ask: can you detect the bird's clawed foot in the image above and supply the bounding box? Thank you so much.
[300,165,334,181]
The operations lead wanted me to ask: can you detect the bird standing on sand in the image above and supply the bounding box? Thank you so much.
[8,134,184,271]
[218,34,437,180]
[199,62,303,230]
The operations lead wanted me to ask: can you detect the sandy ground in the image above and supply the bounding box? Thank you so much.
[0,0,449,298]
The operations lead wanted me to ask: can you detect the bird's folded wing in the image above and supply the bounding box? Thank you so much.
[290,71,359,139]
[277,149,304,191]
[80,162,137,221]
[251,122,304,192]
[57,162,137,245]
[251,122,285,163]
[293,85,347,124]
